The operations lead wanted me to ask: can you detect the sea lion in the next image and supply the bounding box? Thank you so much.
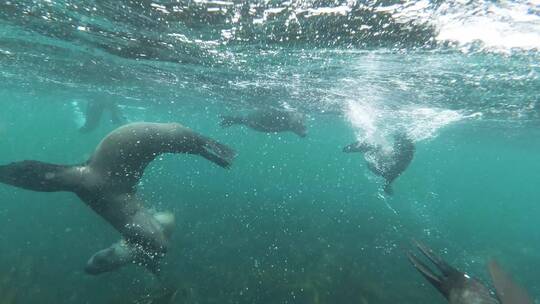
[407,241,500,304]
[220,108,307,137]
[343,132,414,194]
[79,100,125,133]
[0,122,235,274]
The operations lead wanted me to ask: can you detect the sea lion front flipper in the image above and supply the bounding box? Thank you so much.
[80,100,106,133]
[488,260,533,304]
[0,160,79,192]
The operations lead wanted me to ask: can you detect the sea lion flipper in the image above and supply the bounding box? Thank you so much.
[80,100,106,133]
[0,160,78,192]
[408,241,461,298]
[198,136,236,168]
[407,251,443,290]
[413,240,455,276]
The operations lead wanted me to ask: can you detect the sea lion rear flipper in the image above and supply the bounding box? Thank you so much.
[407,251,444,291]
[488,260,533,304]
[0,160,78,192]
[413,240,456,276]
[138,286,181,304]
[109,102,126,125]
[408,240,463,298]
[198,137,236,168]
[80,100,106,133]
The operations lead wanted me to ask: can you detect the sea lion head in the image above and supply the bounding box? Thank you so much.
[84,241,133,275]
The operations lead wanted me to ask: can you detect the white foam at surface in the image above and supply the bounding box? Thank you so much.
[435,1,540,52]
[382,0,540,53]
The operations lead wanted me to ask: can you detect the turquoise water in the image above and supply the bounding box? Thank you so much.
[1,1,540,303]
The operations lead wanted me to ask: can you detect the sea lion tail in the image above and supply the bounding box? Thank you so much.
[198,137,236,168]
[0,160,77,192]
[220,115,243,128]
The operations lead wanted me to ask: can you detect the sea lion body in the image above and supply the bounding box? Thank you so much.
[221,109,307,137]
[344,132,414,194]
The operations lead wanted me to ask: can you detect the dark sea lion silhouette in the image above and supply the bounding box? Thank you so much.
[79,100,125,133]
[407,241,500,304]
[220,108,307,137]
[0,122,235,274]
[343,132,414,194]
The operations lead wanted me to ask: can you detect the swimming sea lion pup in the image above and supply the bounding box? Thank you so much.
[220,108,307,137]
[343,132,414,194]
[79,100,125,133]
[0,122,236,274]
